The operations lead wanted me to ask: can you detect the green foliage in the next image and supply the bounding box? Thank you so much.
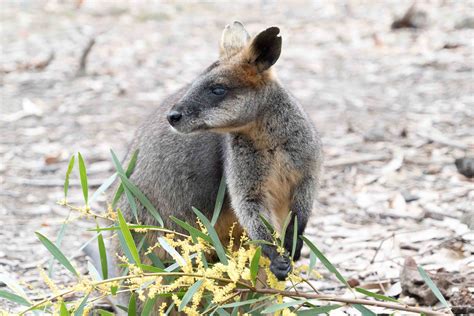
[179,280,204,311]
[192,207,228,265]
[77,152,89,206]
[250,246,261,286]
[63,155,75,200]
[261,299,307,313]
[0,290,30,307]
[112,149,139,207]
[355,287,399,303]
[117,209,141,265]
[128,293,137,316]
[35,232,78,277]
[2,152,443,316]
[291,215,298,259]
[211,175,226,226]
[97,229,108,279]
[301,236,350,288]
[418,265,450,309]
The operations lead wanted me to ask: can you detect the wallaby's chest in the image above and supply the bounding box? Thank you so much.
[228,136,302,229]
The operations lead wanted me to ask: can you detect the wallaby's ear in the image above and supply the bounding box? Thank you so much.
[220,21,250,59]
[247,27,282,72]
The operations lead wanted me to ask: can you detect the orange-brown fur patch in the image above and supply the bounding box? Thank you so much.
[215,206,244,250]
[263,151,302,232]
[220,51,276,88]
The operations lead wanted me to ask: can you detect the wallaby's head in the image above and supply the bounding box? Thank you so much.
[167,21,282,133]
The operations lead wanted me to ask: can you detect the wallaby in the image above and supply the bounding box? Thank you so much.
[89,21,322,313]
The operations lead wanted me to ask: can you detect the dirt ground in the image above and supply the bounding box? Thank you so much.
[1,0,473,314]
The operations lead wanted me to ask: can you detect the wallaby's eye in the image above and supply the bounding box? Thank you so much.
[210,86,227,96]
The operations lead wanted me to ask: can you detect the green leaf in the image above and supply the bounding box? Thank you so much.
[211,175,226,226]
[111,285,118,295]
[48,211,71,277]
[139,264,165,273]
[91,173,117,203]
[117,210,141,265]
[123,183,139,223]
[250,247,261,286]
[214,309,231,316]
[258,214,275,235]
[230,306,238,316]
[179,279,204,311]
[355,287,399,303]
[110,150,161,225]
[280,211,292,248]
[98,309,115,316]
[60,301,70,316]
[301,236,349,287]
[352,304,376,316]
[73,294,89,316]
[417,265,450,309]
[128,293,137,316]
[158,237,185,266]
[308,251,317,272]
[0,274,28,299]
[245,239,274,247]
[90,224,164,232]
[296,304,341,315]
[77,152,88,206]
[219,296,269,309]
[169,216,211,243]
[141,296,157,316]
[97,230,108,279]
[164,302,175,316]
[117,305,129,312]
[116,228,134,265]
[143,240,165,270]
[112,150,139,207]
[0,290,31,306]
[64,155,75,200]
[88,261,102,281]
[262,299,307,313]
[119,174,163,226]
[192,207,228,265]
[109,150,139,223]
[291,215,298,259]
[36,232,78,276]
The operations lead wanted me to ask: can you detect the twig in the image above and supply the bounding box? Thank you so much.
[21,272,255,314]
[237,288,449,315]
[325,153,389,168]
[417,129,467,150]
[6,177,104,188]
[76,37,96,77]
[23,269,450,315]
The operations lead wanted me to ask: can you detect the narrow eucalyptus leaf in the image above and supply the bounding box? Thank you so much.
[63,155,75,199]
[36,232,78,276]
[211,175,226,226]
[77,152,88,205]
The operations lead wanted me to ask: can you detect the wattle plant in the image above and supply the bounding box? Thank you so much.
[0,152,451,316]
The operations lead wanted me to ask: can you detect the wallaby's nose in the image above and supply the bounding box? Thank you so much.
[167,111,182,126]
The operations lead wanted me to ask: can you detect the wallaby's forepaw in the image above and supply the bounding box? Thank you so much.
[270,256,292,281]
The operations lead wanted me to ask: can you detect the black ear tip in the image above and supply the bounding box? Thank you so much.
[265,26,280,37]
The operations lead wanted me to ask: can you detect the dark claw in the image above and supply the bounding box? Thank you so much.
[270,255,292,281]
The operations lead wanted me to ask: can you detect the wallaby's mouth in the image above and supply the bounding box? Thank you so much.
[167,116,208,135]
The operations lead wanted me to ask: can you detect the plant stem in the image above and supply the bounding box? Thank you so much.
[20,272,255,314]
[236,288,449,315]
